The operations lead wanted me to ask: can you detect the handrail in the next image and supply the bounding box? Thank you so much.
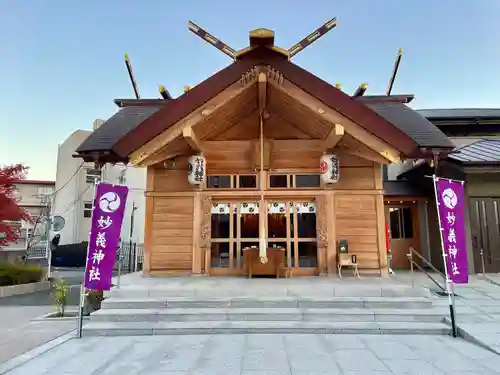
[406,247,446,293]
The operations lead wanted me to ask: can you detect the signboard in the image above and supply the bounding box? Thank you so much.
[435,177,468,284]
[84,183,129,291]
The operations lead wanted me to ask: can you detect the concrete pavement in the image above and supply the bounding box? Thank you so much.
[393,271,500,353]
[3,334,500,375]
[0,267,82,364]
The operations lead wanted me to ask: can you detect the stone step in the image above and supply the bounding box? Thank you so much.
[82,321,451,336]
[101,296,433,310]
[91,307,445,323]
[105,285,431,299]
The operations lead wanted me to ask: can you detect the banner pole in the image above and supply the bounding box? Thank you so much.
[432,173,458,337]
[76,177,100,339]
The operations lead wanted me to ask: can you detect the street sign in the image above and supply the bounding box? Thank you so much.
[52,216,65,232]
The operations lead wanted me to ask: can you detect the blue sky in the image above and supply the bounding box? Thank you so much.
[1,1,499,180]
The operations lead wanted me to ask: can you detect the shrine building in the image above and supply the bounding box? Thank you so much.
[75,20,454,277]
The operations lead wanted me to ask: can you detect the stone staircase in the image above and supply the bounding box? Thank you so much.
[83,295,451,336]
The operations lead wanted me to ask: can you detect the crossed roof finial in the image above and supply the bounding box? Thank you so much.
[188,18,337,60]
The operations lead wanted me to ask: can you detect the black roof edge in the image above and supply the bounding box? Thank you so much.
[114,99,169,108]
[72,151,128,164]
[355,94,414,104]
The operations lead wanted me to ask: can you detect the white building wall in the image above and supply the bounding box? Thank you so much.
[51,130,93,245]
[52,124,146,246]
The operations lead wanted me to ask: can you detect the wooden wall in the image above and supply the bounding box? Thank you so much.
[144,138,386,275]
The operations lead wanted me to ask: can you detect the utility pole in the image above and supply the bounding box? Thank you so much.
[42,193,53,278]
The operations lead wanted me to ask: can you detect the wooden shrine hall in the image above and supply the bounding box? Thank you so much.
[75,19,453,277]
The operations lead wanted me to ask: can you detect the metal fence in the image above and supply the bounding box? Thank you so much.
[115,242,144,273]
[26,242,48,259]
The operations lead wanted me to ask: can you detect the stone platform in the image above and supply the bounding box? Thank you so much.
[106,273,432,298]
[82,274,452,336]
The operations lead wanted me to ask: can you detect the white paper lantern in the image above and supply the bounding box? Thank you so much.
[320,154,340,184]
[187,155,206,185]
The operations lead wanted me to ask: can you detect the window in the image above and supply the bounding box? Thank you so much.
[294,174,321,188]
[36,187,53,198]
[269,174,321,189]
[86,169,102,183]
[210,202,260,268]
[206,174,258,189]
[267,201,317,268]
[269,175,289,188]
[83,202,93,218]
[389,207,414,239]
[207,175,232,189]
[238,175,257,188]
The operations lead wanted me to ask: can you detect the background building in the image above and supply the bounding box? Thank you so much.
[387,108,500,274]
[1,180,55,260]
[51,120,146,247]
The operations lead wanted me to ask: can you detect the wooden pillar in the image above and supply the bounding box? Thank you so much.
[315,195,327,275]
[326,193,336,274]
[143,167,155,275]
[191,192,202,274]
[200,195,212,274]
[374,164,388,276]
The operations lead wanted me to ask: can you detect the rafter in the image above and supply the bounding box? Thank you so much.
[183,126,204,153]
[129,77,257,166]
[323,124,344,150]
[267,75,401,164]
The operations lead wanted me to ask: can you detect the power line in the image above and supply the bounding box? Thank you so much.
[57,184,92,216]
[49,161,85,197]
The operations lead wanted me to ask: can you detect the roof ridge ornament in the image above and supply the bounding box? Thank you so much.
[386,48,403,96]
[188,18,337,61]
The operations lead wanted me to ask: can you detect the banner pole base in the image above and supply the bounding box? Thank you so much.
[76,284,85,339]
[449,303,458,337]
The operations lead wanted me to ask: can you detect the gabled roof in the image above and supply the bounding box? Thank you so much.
[75,47,453,162]
[448,139,500,164]
[76,105,164,161]
[361,101,452,148]
[417,108,500,120]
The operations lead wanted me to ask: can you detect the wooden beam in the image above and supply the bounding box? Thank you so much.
[129,78,256,166]
[136,138,192,167]
[183,126,204,153]
[344,149,388,165]
[267,76,401,164]
[323,124,344,150]
[258,72,267,112]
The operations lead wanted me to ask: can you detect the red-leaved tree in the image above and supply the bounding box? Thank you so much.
[0,164,31,247]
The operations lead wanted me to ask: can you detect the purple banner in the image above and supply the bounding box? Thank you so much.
[435,177,468,284]
[84,183,129,291]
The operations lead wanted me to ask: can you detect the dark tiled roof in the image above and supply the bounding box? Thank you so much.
[448,139,500,164]
[417,108,500,120]
[383,180,427,196]
[361,101,453,148]
[76,105,163,154]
